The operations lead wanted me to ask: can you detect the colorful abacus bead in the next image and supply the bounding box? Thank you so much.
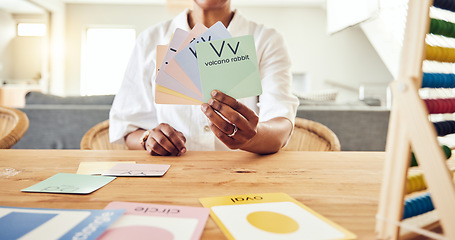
[402,193,434,220]
[410,145,451,167]
[406,173,427,194]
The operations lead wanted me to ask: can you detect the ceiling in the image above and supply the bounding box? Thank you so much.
[0,0,325,14]
[0,0,45,14]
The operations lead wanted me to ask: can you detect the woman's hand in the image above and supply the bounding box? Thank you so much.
[145,123,187,156]
[201,90,259,150]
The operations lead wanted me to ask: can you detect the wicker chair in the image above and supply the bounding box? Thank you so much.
[81,118,340,151]
[80,119,128,150]
[283,117,341,151]
[0,106,29,149]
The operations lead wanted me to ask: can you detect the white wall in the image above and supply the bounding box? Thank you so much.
[237,6,393,102]
[65,4,175,95]
[0,10,16,82]
[64,4,392,103]
[0,11,44,83]
[10,36,43,81]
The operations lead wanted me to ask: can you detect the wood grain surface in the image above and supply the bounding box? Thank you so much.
[0,150,386,239]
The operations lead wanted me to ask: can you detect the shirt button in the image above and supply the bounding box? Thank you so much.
[204,125,210,132]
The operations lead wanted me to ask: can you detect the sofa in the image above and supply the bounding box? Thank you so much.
[13,92,390,151]
[297,105,390,151]
[13,92,114,149]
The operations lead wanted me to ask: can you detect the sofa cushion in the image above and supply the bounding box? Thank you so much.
[14,105,111,149]
[25,92,115,105]
[297,107,390,151]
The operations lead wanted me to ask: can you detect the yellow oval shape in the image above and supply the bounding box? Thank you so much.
[246,211,299,234]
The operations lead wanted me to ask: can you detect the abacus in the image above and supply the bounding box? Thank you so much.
[376,0,455,239]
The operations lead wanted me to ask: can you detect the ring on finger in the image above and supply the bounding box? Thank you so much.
[227,124,238,137]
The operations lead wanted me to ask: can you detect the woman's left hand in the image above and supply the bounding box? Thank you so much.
[201,90,259,150]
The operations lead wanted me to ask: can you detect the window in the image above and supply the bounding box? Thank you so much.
[17,23,46,37]
[81,28,136,96]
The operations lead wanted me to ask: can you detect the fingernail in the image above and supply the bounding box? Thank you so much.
[181,148,186,154]
[208,99,214,106]
[201,104,208,112]
[211,90,217,97]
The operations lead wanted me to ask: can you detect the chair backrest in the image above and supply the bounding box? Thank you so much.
[283,117,341,151]
[0,106,29,149]
[80,119,128,150]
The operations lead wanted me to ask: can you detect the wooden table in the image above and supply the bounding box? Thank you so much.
[0,150,386,239]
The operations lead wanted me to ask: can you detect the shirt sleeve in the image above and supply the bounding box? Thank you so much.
[109,33,159,144]
[256,28,299,126]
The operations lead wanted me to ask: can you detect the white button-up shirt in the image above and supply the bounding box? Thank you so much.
[109,9,299,151]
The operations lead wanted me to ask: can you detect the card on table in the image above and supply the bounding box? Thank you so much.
[0,205,124,240]
[76,161,136,175]
[99,201,210,240]
[199,192,356,240]
[101,163,170,177]
[196,35,262,102]
[21,173,116,194]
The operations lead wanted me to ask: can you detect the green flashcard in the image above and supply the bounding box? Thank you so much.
[21,173,116,194]
[196,35,262,102]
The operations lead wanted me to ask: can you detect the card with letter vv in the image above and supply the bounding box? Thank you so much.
[197,35,261,102]
[155,21,262,104]
[199,192,356,240]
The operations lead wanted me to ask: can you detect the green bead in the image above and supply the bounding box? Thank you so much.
[430,18,439,34]
[442,145,452,159]
[410,152,418,167]
[410,145,451,167]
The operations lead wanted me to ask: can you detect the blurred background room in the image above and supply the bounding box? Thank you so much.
[0,0,430,150]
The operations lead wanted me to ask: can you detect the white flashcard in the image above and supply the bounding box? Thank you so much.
[102,163,170,177]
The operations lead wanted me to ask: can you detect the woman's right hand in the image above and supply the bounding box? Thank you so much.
[145,123,187,156]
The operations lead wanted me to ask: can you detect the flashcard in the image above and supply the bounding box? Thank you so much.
[199,192,356,240]
[155,85,203,105]
[173,21,232,94]
[101,163,170,177]
[165,23,208,97]
[76,161,136,175]
[0,205,124,240]
[156,44,201,105]
[155,28,203,103]
[21,173,116,194]
[99,201,210,240]
[154,22,262,105]
[196,35,262,102]
[178,23,210,52]
[156,44,168,74]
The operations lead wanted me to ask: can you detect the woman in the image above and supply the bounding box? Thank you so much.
[109,0,299,156]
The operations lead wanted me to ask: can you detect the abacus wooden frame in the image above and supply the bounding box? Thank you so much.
[375,0,455,239]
